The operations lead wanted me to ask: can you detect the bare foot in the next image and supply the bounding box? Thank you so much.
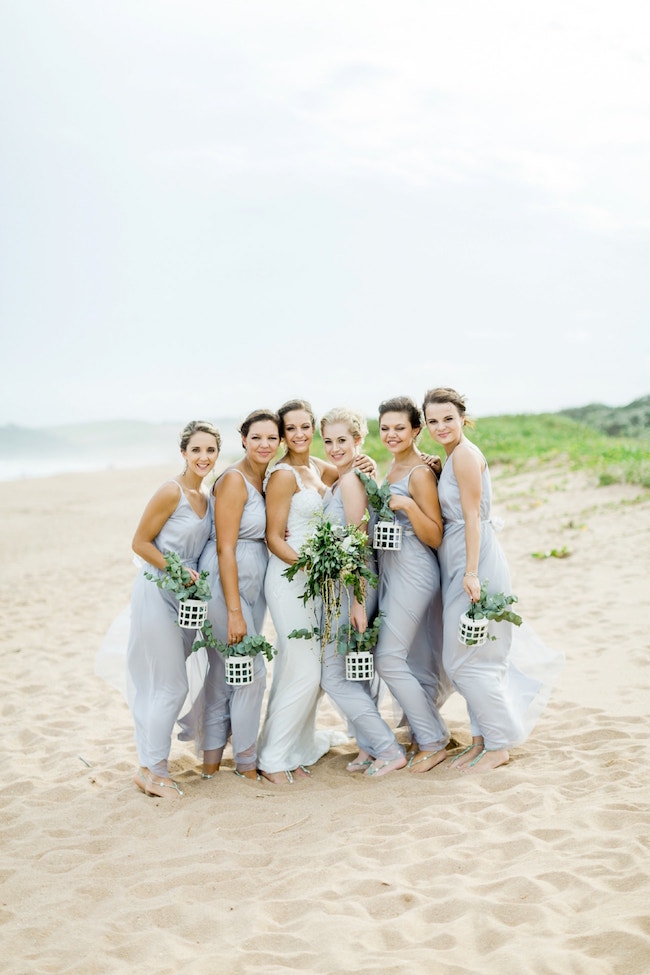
[364,754,407,778]
[134,767,183,799]
[405,741,419,761]
[201,763,220,779]
[260,770,295,784]
[291,765,312,779]
[447,740,485,771]
[346,751,372,773]
[407,748,448,773]
[459,748,509,775]
[234,769,259,780]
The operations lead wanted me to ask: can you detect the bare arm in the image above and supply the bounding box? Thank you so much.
[215,470,248,644]
[265,469,300,565]
[313,454,377,487]
[338,471,370,527]
[453,444,484,602]
[389,467,443,548]
[132,481,187,573]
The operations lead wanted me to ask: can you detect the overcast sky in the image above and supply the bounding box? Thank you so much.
[1,0,648,427]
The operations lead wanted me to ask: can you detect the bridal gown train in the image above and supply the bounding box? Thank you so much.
[257,463,332,773]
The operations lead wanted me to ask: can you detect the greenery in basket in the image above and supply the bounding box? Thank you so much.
[145,551,216,652]
[355,471,394,521]
[465,580,523,628]
[335,613,382,656]
[214,634,277,661]
[144,551,212,601]
[284,515,378,648]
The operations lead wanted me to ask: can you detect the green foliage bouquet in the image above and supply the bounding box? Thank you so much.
[283,516,378,647]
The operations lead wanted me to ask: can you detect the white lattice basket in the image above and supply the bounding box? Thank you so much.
[224,654,254,686]
[177,598,208,629]
[345,650,375,681]
[457,612,489,647]
[372,521,402,550]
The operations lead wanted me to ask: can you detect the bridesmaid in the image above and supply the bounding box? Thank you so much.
[320,408,406,777]
[423,387,563,773]
[128,420,220,799]
[373,396,450,773]
[178,410,280,780]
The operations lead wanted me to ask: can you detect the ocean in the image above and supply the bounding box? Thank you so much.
[0,420,242,482]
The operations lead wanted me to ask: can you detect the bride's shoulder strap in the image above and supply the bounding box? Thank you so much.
[264,462,302,491]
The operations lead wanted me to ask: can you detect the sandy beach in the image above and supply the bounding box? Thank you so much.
[1,462,649,975]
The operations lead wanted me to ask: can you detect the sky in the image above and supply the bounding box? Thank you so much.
[1,0,649,428]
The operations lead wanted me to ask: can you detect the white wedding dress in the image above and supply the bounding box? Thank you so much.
[257,463,332,773]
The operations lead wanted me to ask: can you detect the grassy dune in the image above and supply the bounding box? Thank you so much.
[313,414,650,488]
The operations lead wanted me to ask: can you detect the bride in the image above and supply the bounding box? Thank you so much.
[257,398,374,784]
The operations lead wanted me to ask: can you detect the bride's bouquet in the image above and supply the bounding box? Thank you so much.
[283,515,378,647]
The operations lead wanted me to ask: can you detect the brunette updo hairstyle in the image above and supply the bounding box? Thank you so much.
[378,396,423,431]
[179,420,222,453]
[320,407,368,443]
[277,399,316,438]
[239,409,280,440]
[422,387,475,428]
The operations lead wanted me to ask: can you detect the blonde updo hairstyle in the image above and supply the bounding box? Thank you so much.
[179,420,222,453]
[422,387,475,428]
[320,407,368,445]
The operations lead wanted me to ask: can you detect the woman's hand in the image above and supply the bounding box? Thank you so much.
[463,574,481,602]
[420,453,442,477]
[350,601,368,634]
[187,568,200,584]
[388,494,410,514]
[227,609,247,645]
[353,454,377,477]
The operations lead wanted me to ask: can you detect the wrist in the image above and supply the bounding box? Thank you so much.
[227,607,243,615]
[464,570,479,578]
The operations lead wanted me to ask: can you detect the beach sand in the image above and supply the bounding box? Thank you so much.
[1,463,649,975]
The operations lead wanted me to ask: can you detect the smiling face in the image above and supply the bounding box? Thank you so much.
[243,420,280,466]
[379,411,418,455]
[182,431,219,478]
[321,422,360,471]
[424,401,464,452]
[282,409,315,453]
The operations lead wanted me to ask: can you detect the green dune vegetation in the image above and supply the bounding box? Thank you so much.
[312,398,650,489]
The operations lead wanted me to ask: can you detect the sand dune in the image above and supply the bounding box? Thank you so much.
[1,463,648,974]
